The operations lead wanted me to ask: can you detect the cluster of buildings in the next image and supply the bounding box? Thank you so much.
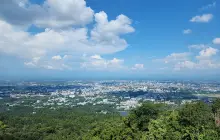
[1,80,220,111]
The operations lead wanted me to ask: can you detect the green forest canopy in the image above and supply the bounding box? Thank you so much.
[1,99,220,140]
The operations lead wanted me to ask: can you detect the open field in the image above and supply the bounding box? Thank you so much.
[194,94,220,98]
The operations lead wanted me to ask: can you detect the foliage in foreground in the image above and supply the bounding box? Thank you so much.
[1,99,220,140]
[84,100,220,140]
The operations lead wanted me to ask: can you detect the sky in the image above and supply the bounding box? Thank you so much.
[0,0,220,80]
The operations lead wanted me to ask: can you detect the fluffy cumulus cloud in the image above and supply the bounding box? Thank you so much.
[24,57,41,67]
[174,61,196,71]
[190,14,213,23]
[91,11,135,51]
[0,0,41,27]
[196,47,218,60]
[0,0,94,28]
[183,29,192,34]
[90,54,102,60]
[157,46,220,71]
[35,0,94,28]
[24,55,72,70]
[52,55,62,60]
[81,55,124,71]
[213,38,220,45]
[160,52,191,64]
[92,11,135,39]
[132,64,144,70]
[0,0,135,71]
[188,44,208,50]
[174,60,220,71]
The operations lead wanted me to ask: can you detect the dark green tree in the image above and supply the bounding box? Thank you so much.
[125,102,164,131]
[212,99,220,114]
[179,101,213,127]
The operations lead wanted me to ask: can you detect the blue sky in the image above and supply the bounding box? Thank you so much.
[0,0,220,80]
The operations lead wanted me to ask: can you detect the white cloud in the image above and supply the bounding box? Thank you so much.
[52,55,62,60]
[132,64,144,70]
[81,56,124,71]
[35,0,94,28]
[174,61,196,71]
[190,14,213,23]
[63,55,72,60]
[199,47,218,57]
[0,0,94,28]
[25,56,72,70]
[197,59,220,69]
[91,55,103,60]
[109,58,124,65]
[158,46,220,71]
[174,60,220,71]
[0,7,134,70]
[213,38,220,45]
[0,0,42,28]
[24,57,40,67]
[24,62,36,67]
[91,11,135,47]
[188,44,208,50]
[161,52,191,64]
[172,47,220,71]
[196,47,218,60]
[200,2,216,11]
[0,9,135,57]
[183,29,192,34]
[44,65,55,70]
